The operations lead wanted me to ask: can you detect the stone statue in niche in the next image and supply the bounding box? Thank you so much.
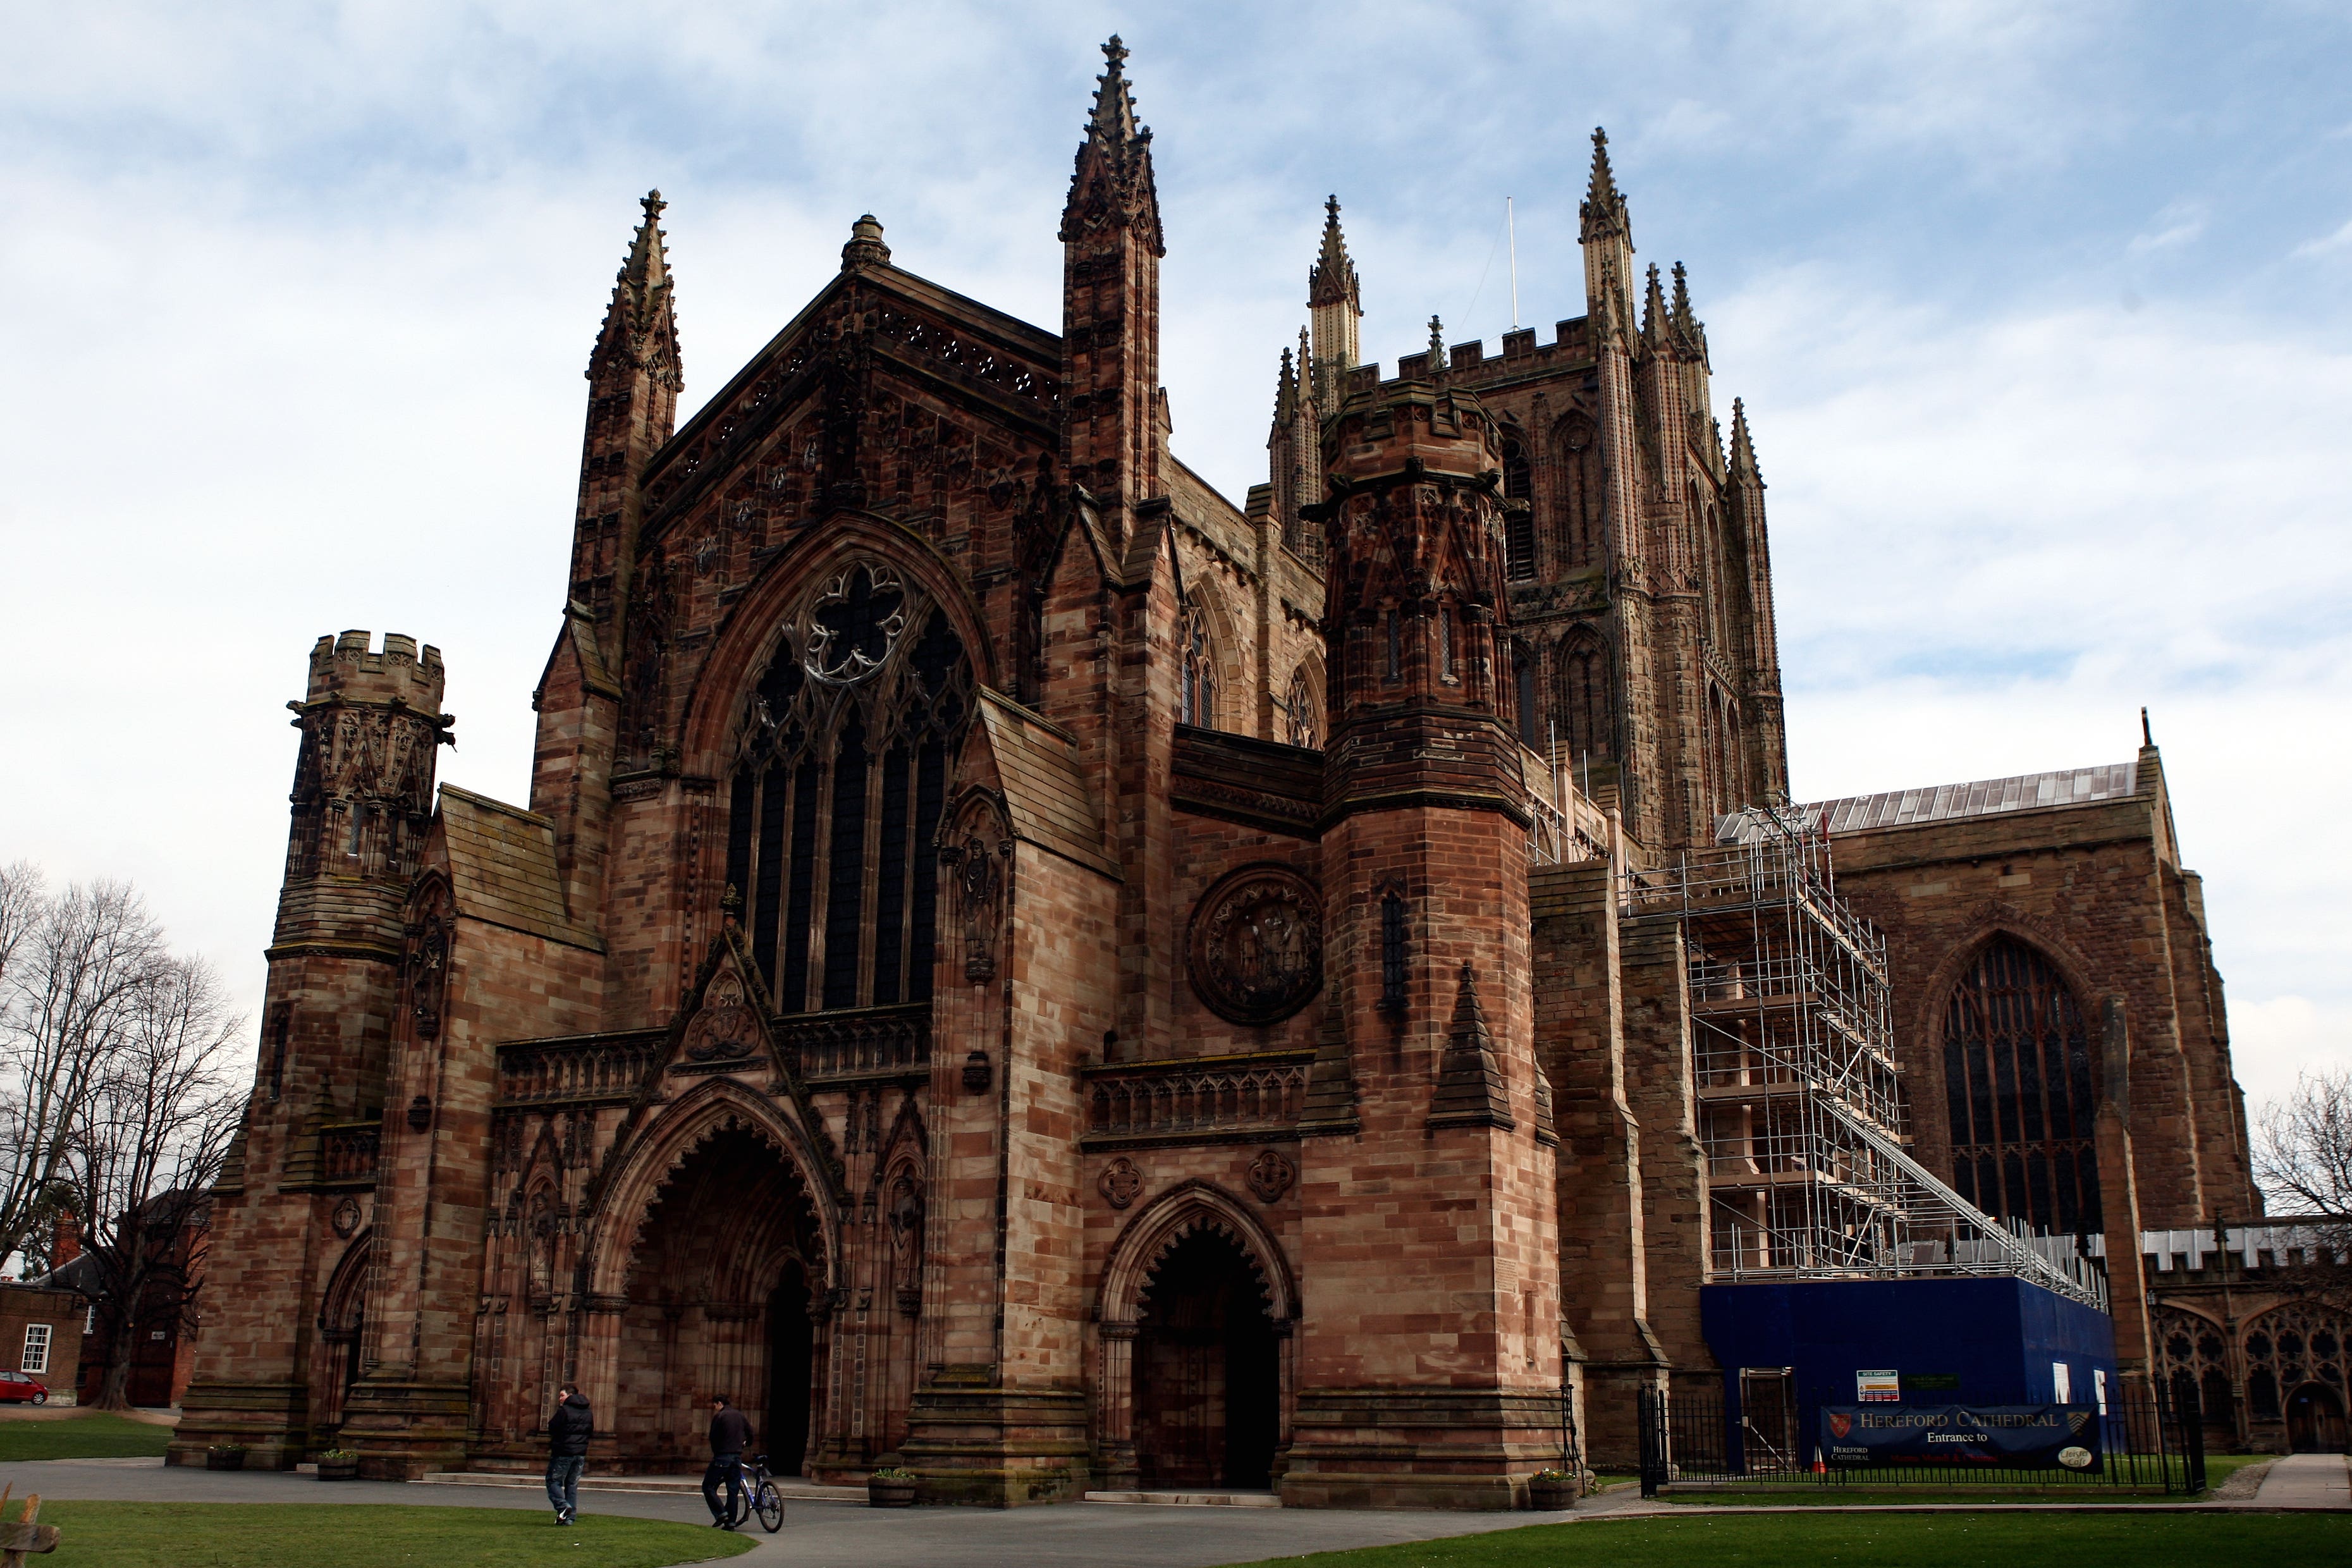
[683,972,757,1062]
[960,834,1004,981]
[888,1171,924,1315]
[1187,866,1323,1025]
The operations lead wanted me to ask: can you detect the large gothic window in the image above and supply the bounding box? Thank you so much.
[1282,666,1320,750]
[1942,938,2102,1234]
[1179,600,1218,729]
[724,563,972,1012]
[1555,627,1613,766]
[1555,413,1603,571]
[1502,436,1534,581]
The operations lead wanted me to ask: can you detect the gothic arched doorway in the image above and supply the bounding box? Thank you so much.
[614,1119,828,1472]
[2287,1383,2347,1454]
[1134,1228,1278,1489]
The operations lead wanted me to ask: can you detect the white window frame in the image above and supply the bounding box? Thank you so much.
[22,1323,51,1375]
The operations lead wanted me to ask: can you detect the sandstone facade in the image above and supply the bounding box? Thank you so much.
[173,40,2257,1500]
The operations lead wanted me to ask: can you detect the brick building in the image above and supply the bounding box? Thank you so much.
[172,40,2265,1497]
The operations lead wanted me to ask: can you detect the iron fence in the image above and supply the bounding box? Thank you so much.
[1636,1376,2207,1498]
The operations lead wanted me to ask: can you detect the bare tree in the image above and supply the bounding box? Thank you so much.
[2252,1067,2352,1311]
[66,953,245,1411]
[0,871,167,1269]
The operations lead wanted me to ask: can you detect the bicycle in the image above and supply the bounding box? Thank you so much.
[725,1452,786,1533]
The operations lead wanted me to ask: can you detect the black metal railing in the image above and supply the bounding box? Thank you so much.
[1636,1377,2205,1498]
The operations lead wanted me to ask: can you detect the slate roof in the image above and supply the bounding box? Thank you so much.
[974,691,1118,879]
[438,787,603,949]
[1804,761,2141,835]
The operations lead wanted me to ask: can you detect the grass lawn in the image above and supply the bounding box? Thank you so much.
[30,1503,755,1568]
[1220,1512,2350,1568]
[0,1416,173,1463]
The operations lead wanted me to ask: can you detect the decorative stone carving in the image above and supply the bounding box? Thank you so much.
[957,833,1006,982]
[1246,1148,1296,1204]
[1187,866,1323,1025]
[331,1197,362,1238]
[1098,1157,1144,1210]
[683,972,759,1063]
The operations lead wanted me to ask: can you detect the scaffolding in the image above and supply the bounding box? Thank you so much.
[1626,802,2108,1312]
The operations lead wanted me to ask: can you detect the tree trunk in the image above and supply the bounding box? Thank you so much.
[94,1309,137,1412]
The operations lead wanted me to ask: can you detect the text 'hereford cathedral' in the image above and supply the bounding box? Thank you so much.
[175,40,2257,1503]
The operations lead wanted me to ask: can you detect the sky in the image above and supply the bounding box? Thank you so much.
[4,1,2349,1128]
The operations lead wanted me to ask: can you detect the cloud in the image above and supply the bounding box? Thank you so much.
[2128,200,2206,255]
[2291,216,2352,259]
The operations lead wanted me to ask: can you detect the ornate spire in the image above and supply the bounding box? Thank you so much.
[1308,196,1364,376]
[1641,263,1667,346]
[1428,313,1446,369]
[1670,260,1708,361]
[1579,126,1631,247]
[1060,37,1163,254]
[1275,343,1297,422]
[1729,398,1763,486]
[1087,34,1142,147]
[840,213,891,272]
[591,189,682,391]
[1309,195,1360,310]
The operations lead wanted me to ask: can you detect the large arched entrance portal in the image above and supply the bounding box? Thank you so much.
[2287,1383,2347,1454]
[615,1122,827,1473]
[1134,1227,1278,1489]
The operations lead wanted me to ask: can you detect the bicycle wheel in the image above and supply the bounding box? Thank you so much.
[754,1479,785,1533]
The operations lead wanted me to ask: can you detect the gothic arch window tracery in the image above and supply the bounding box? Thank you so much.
[723,561,973,1012]
[1940,937,2101,1234]
[1178,597,1219,730]
[1554,627,1614,768]
[1501,435,1534,581]
[1281,665,1321,750]
[1555,413,1603,571]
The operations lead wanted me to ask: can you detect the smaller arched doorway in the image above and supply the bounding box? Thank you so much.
[2287,1383,2348,1454]
[1134,1228,1278,1489]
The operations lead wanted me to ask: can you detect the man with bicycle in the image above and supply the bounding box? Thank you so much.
[702,1393,754,1529]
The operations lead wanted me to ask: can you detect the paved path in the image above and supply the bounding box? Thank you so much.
[2252,1452,2352,1509]
[0,1458,1545,1567]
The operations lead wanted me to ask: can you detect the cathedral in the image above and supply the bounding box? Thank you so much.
[171,40,2262,1502]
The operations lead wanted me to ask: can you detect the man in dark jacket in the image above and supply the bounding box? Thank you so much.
[703,1393,754,1528]
[544,1382,593,1525]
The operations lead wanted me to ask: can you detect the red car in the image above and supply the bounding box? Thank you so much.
[0,1372,48,1405]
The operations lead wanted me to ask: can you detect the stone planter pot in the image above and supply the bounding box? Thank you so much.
[315,1459,359,1481]
[867,1479,917,1508]
[1528,1475,1580,1510]
[205,1450,247,1472]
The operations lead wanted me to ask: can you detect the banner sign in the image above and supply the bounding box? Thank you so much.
[1819,1405,2101,1469]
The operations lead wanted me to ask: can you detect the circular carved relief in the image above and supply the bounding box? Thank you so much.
[1247,1149,1295,1205]
[1098,1157,1143,1210]
[331,1197,362,1239]
[1187,866,1323,1026]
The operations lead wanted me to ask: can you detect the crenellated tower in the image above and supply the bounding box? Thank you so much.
[173,632,453,1471]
